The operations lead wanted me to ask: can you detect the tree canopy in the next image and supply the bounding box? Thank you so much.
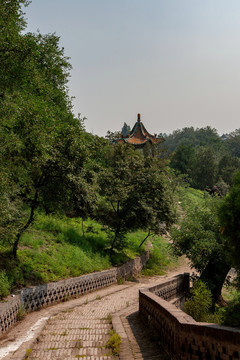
[96,143,176,251]
[219,171,240,269]
[162,126,240,192]
[0,0,88,257]
[171,194,232,303]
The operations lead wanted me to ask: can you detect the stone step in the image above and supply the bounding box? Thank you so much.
[39,334,109,342]
[48,319,110,325]
[34,339,109,347]
[33,357,114,360]
[43,323,110,329]
[31,346,113,358]
[41,328,110,336]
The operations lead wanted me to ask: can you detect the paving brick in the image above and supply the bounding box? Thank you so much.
[2,274,183,360]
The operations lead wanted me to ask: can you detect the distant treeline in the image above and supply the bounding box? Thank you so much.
[162,126,240,193]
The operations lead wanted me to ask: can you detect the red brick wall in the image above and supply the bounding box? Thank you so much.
[139,274,240,360]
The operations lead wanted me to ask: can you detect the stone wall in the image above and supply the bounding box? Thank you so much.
[139,274,240,360]
[0,251,149,336]
[117,250,149,279]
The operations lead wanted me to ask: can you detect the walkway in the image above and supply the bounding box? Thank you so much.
[0,259,192,360]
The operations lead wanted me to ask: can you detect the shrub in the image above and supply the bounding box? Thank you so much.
[184,281,213,322]
[220,292,240,327]
[0,271,10,299]
[106,329,121,356]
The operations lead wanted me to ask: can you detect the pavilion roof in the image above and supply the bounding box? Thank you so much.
[123,114,163,147]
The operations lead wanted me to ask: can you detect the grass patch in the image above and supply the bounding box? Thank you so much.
[24,349,32,359]
[0,214,112,291]
[142,235,177,276]
[117,276,124,285]
[0,270,10,299]
[0,212,176,296]
[106,329,121,356]
[178,186,205,211]
[101,313,112,324]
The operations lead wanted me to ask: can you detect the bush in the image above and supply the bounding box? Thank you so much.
[220,292,240,327]
[184,281,213,322]
[0,271,10,299]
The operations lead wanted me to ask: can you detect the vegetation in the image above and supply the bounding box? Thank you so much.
[162,127,240,192]
[0,1,179,301]
[184,281,214,322]
[3,0,240,330]
[0,271,10,299]
[172,188,232,304]
[172,185,240,327]
[142,235,177,276]
[184,280,240,327]
[184,281,223,324]
[106,329,121,356]
[219,171,240,270]
[177,185,205,210]
[220,289,240,327]
[0,212,175,298]
[0,0,176,260]
[0,0,88,258]
[97,143,176,251]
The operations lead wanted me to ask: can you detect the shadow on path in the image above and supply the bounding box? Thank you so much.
[124,310,170,360]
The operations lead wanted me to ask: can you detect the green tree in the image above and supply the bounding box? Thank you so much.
[0,0,30,94]
[190,146,218,189]
[121,122,131,137]
[171,195,231,303]
[105,130,122,143]
[226,129,240,158]
[96,143,176,251]
[0,1,89,258]
[164,126,223,154]
[218,154,240,187]
[163,127,229,190]
[170,143,195,176]
[219,171,240,268]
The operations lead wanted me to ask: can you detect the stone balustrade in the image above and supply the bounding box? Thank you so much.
[0,251,149,336]
[139,274,240,360]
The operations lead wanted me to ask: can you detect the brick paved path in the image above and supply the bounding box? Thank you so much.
[1,260,192,360]
[25,279,169,360]
[28,284,141,360]
[117,305,170,360]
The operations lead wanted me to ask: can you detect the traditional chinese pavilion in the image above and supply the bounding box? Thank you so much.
[121,113,163,149]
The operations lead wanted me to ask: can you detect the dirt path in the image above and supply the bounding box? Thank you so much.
[0,257,193,360]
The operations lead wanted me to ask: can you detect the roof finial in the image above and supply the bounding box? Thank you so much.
[137,113,141,122]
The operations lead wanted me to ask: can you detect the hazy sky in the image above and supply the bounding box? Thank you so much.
[24,0,240,136]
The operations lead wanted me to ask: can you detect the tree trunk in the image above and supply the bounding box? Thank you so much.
[12,190,38,259]
[199,256,231,305]
[111,222,122,252]
[139,229,151,248]
[110,201,121,252]
[111,229,119,252]
[81,218,85,237]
